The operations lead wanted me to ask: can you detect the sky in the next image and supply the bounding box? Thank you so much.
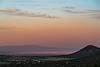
[0,0,100,55]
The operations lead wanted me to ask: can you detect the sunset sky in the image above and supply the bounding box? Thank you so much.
[0,0,100,54]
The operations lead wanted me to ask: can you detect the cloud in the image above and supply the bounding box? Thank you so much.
[0,8,19,13]
[91,14,100,19]
[87,9,100,13]
[63,7,100,19]
[0,8,57,18]
[0,27,8,30]
[64,6,75,10]
[63,6,86,14]
[63,8,100,14]
[0,26,16,31]
[63,9,85,14]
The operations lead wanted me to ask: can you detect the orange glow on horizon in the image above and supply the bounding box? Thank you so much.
[0,15,100,47]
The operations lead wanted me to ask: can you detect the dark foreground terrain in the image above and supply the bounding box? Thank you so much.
[0,45,100,67]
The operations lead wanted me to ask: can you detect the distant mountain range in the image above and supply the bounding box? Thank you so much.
[0,45,100,66]
[0,45,100,57]
[0,45,67,55]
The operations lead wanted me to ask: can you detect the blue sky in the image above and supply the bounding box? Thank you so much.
[0,0,100,10]
[0,0,100,18]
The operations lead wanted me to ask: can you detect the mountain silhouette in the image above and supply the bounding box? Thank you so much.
[64,45,100,64]
[68,45,100,58]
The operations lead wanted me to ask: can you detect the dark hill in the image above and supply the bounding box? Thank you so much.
[66,45,100,65]
[68,45,100,58]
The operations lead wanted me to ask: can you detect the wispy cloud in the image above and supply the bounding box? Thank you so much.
[63,7,100,14]
[64,6,75,10]
[91,14,100,19]
[0,26,16,31]
[63,6,100,19]
[0,8,57,18]
[0,27,8,30]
